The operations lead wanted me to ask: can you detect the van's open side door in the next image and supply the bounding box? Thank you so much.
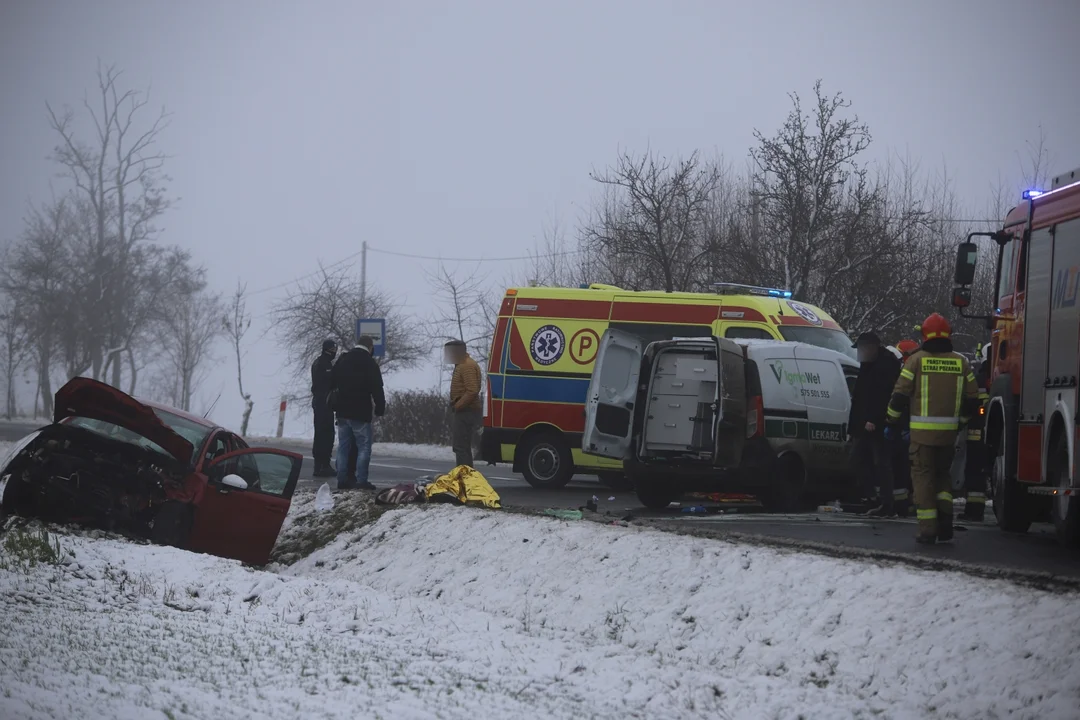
[713,337,747,467]
[583,329,644,460]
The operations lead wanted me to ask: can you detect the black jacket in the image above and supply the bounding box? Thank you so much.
[330,347,386,422]
[311,352,335,408]
[849,347,902,435]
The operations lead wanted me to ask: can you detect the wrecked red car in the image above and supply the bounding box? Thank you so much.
[0,378,302,566]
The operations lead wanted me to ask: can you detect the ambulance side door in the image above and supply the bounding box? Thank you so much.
[582,329,644,460]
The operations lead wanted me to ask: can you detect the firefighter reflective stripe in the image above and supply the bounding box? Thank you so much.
[967,492,986,504]
[920,375,930,417]
[911,416,960,431]
[887,406,902,419]
[966,372,976,383]
[937,491,953,502]
[967,428,982,441]
[893,488,909,501]
[920,356,963,374]
[954,377,963,416]
[900,368,915,381]
[917,508,937,520]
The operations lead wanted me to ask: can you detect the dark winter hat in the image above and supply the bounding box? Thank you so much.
[322,339,338,352]
[852,331,881,348]
[444,339,466,348]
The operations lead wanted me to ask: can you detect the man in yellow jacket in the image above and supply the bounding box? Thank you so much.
[886,314,981,544]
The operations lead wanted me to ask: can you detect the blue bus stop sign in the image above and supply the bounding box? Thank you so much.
[356,318,386,358]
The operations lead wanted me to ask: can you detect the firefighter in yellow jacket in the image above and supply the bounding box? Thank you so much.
[886,314,981,544]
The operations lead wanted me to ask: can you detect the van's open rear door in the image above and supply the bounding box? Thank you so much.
[583,329,643,460]
[713,337,747,467]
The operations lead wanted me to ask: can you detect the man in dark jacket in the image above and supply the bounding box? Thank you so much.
[848,331,902,517]
[330,335,385,490]
[310,339,338,478]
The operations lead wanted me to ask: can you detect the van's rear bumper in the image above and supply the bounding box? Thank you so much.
[627,437,778,493]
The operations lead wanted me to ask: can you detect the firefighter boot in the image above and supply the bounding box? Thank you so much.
[937,491,954,543]
[962,492,986,522]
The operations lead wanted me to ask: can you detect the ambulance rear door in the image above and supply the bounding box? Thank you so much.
[582,329,644,460]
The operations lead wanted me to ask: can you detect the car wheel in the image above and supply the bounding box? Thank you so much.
[634,478,680,510]
[151,501,193,549]
[597,471,634,491]
[761,453,804,513]
[991,433,1032,533]
[1049,434,1080,547]
[521,433,573,489]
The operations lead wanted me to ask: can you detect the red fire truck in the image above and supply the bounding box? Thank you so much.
[952,165,1080,546]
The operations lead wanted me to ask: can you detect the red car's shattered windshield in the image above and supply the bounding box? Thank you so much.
[67,409,211,465]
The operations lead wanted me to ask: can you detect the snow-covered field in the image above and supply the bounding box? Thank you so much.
[3,503,1080,719]
[245,436,456,463]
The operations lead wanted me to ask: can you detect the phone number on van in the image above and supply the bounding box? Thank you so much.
[801,389,831,399]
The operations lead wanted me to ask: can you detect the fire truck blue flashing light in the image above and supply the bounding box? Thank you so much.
[1022,189,1044,200]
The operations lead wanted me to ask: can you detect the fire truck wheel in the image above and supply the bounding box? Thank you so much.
[597,472,634,491]
[520,433,573,489]
[1049,434,1080,547]
[760,453,805,513]
[991,436,1032,533]
[634,479,680,510]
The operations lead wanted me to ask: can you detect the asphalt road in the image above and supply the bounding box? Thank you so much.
[4,421,1079,579]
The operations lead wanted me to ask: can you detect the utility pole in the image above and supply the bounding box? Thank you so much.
[360,240,367,308]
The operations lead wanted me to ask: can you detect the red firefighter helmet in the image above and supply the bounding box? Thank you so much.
[920,313,952,341]
[896,339,919,358]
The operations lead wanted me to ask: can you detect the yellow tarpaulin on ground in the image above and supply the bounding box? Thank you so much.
[423,465,502,509]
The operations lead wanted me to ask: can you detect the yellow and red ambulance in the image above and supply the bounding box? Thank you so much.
[480,283,852,488]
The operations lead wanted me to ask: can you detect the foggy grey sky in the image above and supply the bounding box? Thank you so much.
[2,0,1079,435]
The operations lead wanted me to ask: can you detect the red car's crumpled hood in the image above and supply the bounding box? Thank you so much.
[53,377,195,463]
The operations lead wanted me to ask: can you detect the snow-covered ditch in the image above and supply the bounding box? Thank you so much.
[2,505,1079,719]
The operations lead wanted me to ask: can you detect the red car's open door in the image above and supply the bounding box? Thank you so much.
[187,448,303,566]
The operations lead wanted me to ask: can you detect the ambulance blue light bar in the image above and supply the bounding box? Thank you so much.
[1022,188,1044,200]
[713,282,793,298]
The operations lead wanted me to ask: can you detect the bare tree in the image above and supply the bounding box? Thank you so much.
[222,281,254,436]
[46,62,179,388]
[159,289,223,411]
[0,298,30,419]
[581,150,723,292]
[272,264,425,398]
[423,263,497,369]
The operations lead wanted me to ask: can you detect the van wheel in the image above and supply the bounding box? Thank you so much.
[151,501,193,549]
[520,433,573,489]
[635,479,680,510]
[991,434,1032,533]
[1049,434,1080,547]
[761,454,804,513]
[597,471,634,491]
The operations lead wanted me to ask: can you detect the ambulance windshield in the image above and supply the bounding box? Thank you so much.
[778,327,857,360]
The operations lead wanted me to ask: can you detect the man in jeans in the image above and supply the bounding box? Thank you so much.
[444,339,482,467]
[330,335,385,490]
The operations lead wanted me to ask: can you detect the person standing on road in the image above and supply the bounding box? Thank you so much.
[848,331,902,517]
[330,335,385,490]
[962,345,992,522]
[886,314,980,545]
[310,339,338,478]
[887,339,920,517]
[445,339,482,468]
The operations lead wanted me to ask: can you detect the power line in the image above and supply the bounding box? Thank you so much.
[366,246,582,262]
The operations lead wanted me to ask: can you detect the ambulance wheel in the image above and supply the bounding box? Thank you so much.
[1049,434,1080,547]
[634,479,679,510]
[761,453,804,513]
[520,432,573,489]
[991,433,1032,533]
[597,472,634,491]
